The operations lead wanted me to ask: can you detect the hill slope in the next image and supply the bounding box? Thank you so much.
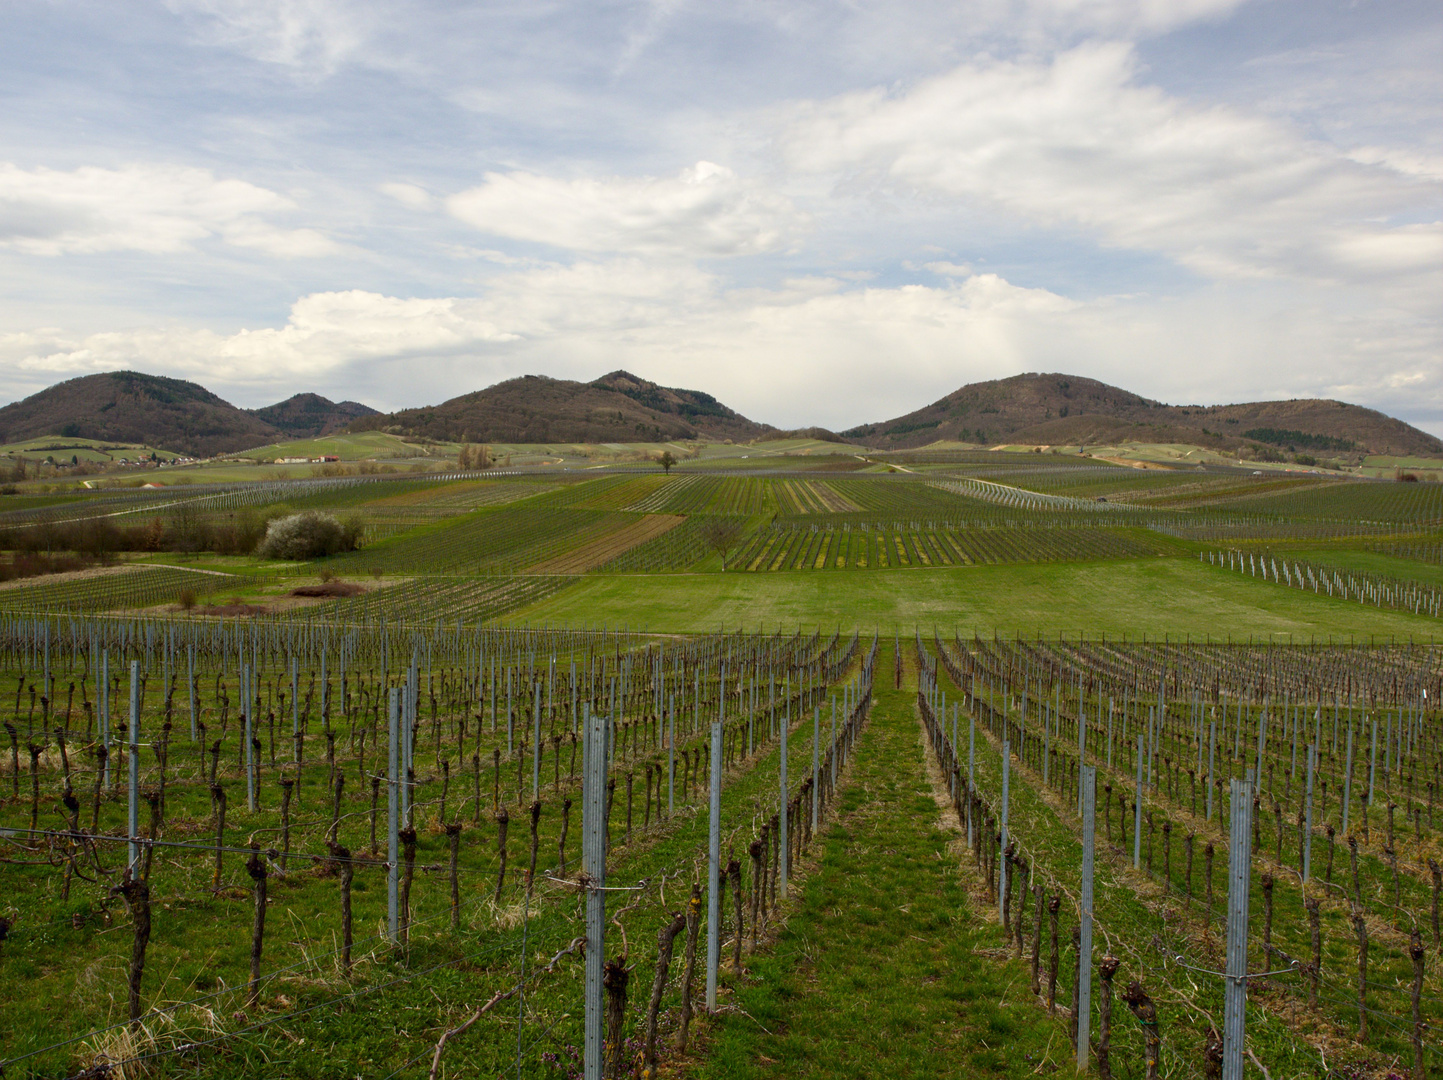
[7,368,1435,461]
[0,371,282,457]
[348,370,769,444]
[589,370,765,442]
[843,373,1443,457]
[248,393,378,440]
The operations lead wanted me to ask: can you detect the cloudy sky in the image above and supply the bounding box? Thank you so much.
[1,1,1440,433]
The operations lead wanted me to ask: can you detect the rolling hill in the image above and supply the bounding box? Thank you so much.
[842,373,1443,458]
[4,368,1439,462]
[0,371,283,457]
[347,370,770,444]
[248,393,379,440]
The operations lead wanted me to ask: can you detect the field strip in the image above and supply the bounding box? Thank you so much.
[932,475,1133,512]
[145,563,238,577]
[624,473,701,512]
[526,513,686,573]
[0,561,236,595]
[812,480,861,513]
[0,562,146,593]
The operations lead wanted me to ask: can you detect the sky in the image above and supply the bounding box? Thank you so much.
[0,0,1440,434]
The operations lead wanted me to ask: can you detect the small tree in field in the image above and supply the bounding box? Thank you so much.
[657,451,677,474]
[701,518,744,571]
[257,512,360,560]
[459,443,490,470]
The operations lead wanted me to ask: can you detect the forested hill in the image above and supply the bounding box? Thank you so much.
[842,373,1443,457]
[347,370,770,444]
[248,393,379,440]
[0,371,283,457]
[4,367,1437,459]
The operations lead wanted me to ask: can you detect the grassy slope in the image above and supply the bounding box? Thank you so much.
[697,647,1065,1079]
[233,432,422,461]
[1269,545,1443,589]
[0,438,184,463]
[505,557,1443,640]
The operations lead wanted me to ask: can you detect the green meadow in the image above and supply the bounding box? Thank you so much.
[506,556,1441,640]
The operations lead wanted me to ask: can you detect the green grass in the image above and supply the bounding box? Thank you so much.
[505,557,1443,639]
[928,638,1437,1076]
[695,658,1065,1078]
[1362,454,1443,474]
[0,643,859,1079]
[0,492,92,512]
[151,460,448,484]
[232,431,436,462]
[0,437,184,464]
[224,436,867,468]
[931,668,1376,1077]
[1269,544,1443,589]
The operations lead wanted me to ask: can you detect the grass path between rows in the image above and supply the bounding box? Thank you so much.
[691,648,1067,1078]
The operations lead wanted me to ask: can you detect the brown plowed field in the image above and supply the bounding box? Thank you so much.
[526,513,685,574]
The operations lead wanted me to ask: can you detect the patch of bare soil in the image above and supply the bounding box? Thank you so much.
[196,601,268,617]
[151,576,403,617]
[289,580,366,598]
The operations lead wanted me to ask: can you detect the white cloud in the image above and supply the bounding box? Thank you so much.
[614,0,690,76]
[8,260,1438,434]
[1325,225,1443,277]
[1021,0,1248,35]
[446,161,804,257]
[1,290,514,386]
[4,0,1439,447]
[167,0,370,76]
[1346,147,1443,183]
[221,219,342,258]
[380,182,436,211]
[780,43,1443,286]
[0,163,340,257]
[0,271,1065,417]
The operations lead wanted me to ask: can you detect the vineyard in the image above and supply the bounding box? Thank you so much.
[1205,549,1443,619]
[2,449,1443,1078]
[0,565,255,613]
[280,575,577,623]
[731,521,1178,572]
[0,618,877,1079]
[920,634,1443,1077]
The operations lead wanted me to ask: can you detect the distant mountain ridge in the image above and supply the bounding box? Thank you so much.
[3,368,1439,460]
[347,370,770,444]
[0,371,283,457]
[0,373,379,457]
[590,370,763,442]
[248,393,379,440]
[843,373,1443,458]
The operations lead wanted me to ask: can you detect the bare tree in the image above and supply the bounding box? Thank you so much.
[657,450,677,474]
[458,443,490,470]
[701,517,744,571]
